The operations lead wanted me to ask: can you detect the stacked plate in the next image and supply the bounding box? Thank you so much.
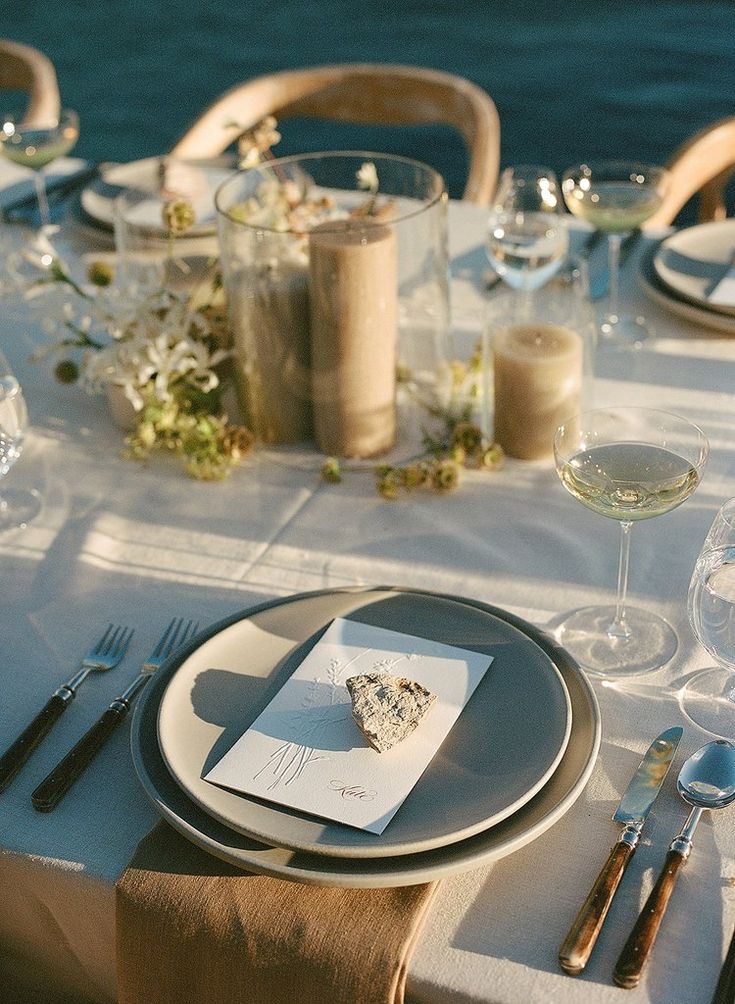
[130,587,601,887]
[78,156,234,233]
[639,219,735,333]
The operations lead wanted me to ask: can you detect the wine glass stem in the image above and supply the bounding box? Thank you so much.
[34,169,50,228]
[606,232,624,324]
[610,519,634,640]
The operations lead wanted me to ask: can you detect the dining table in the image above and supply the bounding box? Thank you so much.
[1,156,735,1004]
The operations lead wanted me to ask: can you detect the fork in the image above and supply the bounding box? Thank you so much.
[31,617,198,811]
[0,624,133,793]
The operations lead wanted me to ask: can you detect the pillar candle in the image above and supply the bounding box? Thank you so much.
[309,219,398,458]
[493,323,583,460]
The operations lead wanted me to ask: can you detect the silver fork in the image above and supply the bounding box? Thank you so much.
[0,623,133,793]
[31,617,198,811]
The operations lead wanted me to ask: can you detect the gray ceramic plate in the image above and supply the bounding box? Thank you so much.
[79,156,233,233]
[653,220,735,316]
[639,240,735,334]
[157,590,572,858]
[130,588,600,887]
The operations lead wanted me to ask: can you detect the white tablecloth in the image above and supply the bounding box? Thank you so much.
[2,182,735,1004]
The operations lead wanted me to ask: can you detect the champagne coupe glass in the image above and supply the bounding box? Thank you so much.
[554,407,709,676]
[561,160,669,345]
[684,498,735,736]
[0,348,41,531]
[486,165,569,295]
[0,108,79,227]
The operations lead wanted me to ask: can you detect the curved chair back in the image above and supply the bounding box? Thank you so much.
[0,39,61,125]
[646,116,735,227]
[170,63,500,205]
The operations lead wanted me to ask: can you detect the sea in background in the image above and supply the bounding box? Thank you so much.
[3,1,735,217]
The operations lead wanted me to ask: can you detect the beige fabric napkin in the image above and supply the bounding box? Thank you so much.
[116,822,439,1004]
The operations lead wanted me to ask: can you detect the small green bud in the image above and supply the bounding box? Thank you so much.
[321,457,342,483]
[87,260,114,286]
[54,359,79,383]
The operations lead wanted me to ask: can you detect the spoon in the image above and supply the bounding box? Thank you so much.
[613,739,735,989]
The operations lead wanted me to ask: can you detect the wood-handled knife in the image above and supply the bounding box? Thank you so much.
[558,726,683,976]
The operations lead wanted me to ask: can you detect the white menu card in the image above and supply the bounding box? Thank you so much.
[204,617,494,834]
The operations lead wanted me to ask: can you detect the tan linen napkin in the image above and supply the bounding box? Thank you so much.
[116,822,439,1004]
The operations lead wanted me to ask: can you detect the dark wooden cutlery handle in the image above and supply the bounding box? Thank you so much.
[559,840,635,975]
[613,848,687,989]
[31,702,128,811]
[0,693,71,792]
[711,923,735,1004]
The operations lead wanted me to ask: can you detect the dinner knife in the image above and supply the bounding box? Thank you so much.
[558,726,683,976]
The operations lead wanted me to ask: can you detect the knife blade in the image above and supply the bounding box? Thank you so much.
[558,726,683,976]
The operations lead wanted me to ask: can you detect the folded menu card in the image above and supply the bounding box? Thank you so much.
[204,617,494,834]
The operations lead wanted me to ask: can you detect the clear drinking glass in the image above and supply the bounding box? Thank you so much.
[684,498,735,736]
[561,160,669,345]
[554,407,709,676]
[0,348,41,531]
[216,152,450,450]
[0,108,79,227]
[486,165,569,293]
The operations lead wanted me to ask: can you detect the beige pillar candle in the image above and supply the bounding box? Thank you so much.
[309,219,398,458]
[493,323,583,460]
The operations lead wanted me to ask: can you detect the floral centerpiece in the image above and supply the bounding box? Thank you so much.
[10,223,253,480]
[6,117,502,493]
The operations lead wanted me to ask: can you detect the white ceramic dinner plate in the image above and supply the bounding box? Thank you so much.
[130,588,600,887]
[653,220,735,316]
[79,156,233,233]
[156,589,572,858]
[639,241,735,334]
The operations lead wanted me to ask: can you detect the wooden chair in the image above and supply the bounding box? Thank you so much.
[0,38,61,124]
[169,63,500,205]
[646,116,735,227]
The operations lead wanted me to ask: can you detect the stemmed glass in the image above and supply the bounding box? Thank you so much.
[554,407,709,676]
[684,498,735,736]
[0,108,79,227]
[0,348,41,531]
[561,160,669,345]
[486,165,569,295]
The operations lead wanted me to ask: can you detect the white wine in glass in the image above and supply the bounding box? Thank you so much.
[0,108,79,227]
[0,349,41,531]
[487,165,568,293]
[554,407,709,676]
[562,160,669,345]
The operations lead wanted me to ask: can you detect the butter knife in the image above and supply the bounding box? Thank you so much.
[558,726,683,975]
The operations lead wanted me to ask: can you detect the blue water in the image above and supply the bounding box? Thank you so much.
[4,1,735,208]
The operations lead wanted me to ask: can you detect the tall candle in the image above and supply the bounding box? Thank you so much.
[309,219,398,458]
[493,323,583,460]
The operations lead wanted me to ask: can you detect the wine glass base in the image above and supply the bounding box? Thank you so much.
[0,488,42,531]
[681,667,735,738]
[600,313,652,349]
[557,604,677,677]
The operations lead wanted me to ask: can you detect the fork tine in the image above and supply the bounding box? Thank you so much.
[92,623,114,655]
[152,614,183,662]
[117,626,134,658]
[161,617,188,659]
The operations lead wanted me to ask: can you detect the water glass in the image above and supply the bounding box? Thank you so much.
[486,165,568,292]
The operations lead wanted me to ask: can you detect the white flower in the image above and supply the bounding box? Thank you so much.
[356,162,379,194]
